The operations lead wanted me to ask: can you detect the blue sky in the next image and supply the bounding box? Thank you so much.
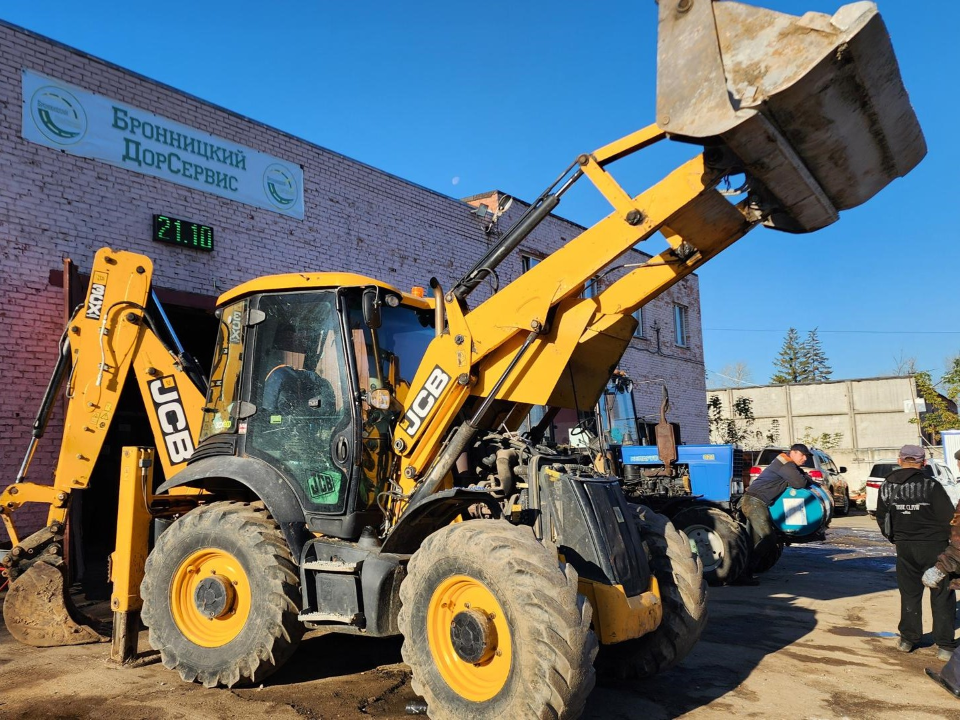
[5,1,958,388]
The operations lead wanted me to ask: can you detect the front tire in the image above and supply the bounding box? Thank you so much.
[672,506,750,586]
[398,520,597,719]
[140,501,304,688]
[595,506,707,679]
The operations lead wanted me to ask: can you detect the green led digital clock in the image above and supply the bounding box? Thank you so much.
[153,214,214,252]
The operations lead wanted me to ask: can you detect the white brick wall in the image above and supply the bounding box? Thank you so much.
[0,22,708,541]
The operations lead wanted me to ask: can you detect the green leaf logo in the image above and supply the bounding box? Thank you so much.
[262,164,298,209]
[30,85,87,145]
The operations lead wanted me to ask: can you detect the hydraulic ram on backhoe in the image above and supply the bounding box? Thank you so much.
[1,249,207,650]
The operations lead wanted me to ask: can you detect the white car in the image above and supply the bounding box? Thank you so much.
[865,458,960,514]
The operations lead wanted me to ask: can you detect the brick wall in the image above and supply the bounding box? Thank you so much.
[0,22,707,543]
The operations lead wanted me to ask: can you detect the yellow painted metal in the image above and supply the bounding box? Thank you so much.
[55,248,153,497]
[0,514,17,547]
[395,331,472,474]
[0,247,207,547]
[1,478,69,542]
[591,124,666,165]
[546,312,638,410]
[466,154,716,365]
[594,192,755,321]
[130,332,205,478]
[217,271,433,309]
[390,152,726,482]
[170,547,251,648]
[427,574,512,702]
[577,576,663,645]
[470,297,597,407]
[580,157,644,221]
[109,447,154,613]
[200,300,245,441]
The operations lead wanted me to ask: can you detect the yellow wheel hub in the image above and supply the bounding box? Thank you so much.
[170,548,251,647]
[427,574,512,702]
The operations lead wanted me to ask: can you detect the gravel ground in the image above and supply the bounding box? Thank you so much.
[1,510,957,719]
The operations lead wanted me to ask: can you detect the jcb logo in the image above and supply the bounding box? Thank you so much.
[149,377,194,464]
[401,366,450,437]
[85,283,106,320]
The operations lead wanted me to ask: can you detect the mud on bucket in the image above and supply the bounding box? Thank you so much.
[656,1,926,233]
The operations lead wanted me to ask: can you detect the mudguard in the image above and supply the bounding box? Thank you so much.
[380,489,501,555]
[157,455,312,559]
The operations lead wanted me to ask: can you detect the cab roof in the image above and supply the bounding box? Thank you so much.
[217,271,434,310]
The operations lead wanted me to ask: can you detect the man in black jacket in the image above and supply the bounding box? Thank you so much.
[877,444,957,659]
[741,443,812,572]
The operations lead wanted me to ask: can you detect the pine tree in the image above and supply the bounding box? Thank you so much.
[771,327,807,384]
[802,328,832,382]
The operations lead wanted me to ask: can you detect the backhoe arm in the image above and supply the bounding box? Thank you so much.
[1,248,207,649]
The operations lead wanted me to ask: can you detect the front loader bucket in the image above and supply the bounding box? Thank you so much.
[3,560,108,647]
[656,1,925,233]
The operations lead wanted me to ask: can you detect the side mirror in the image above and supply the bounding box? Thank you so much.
[362,287,382,329]
[839,466,847,474]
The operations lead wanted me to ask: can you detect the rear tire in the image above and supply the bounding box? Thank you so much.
[595,506,707,679]
[140,501,304,688]
[398,520,597,719]
[672,506,750,586]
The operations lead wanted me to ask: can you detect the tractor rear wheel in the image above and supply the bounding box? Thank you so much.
[140,501,303,688]
[398,520,597,719]
[672,506,750,586]
[595,506,707,679]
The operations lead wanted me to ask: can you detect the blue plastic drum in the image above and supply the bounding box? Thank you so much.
[769,483,833,539]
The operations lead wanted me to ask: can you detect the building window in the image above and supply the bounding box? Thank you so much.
[633,307,643,338]
[521,254,540,272]
[674,304,688,347]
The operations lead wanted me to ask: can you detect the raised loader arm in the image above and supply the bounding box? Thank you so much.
[390,0,925,517]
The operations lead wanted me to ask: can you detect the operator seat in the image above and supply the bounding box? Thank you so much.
[263,364,336,418]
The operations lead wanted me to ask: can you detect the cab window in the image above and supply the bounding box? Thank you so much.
[245,291,352,513]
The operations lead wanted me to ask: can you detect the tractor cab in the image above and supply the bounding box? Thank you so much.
[197,276,436,540]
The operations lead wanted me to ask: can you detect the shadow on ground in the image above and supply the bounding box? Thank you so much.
[584,521,900,719]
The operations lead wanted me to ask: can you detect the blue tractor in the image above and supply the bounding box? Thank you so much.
[595,379,832,584]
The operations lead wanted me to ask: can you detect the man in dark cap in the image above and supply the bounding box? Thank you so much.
[740,443,813,574]
[877,444,956,660]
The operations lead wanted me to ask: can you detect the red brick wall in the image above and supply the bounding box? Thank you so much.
[0,22,707,543]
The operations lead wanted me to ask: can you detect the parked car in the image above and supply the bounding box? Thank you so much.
[749,446,851,516]
[865,458,960,515]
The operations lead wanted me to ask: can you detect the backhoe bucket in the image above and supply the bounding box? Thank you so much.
[656,1,925,233]
[3,560,107,647]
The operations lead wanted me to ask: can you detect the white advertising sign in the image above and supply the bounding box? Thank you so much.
[21,69,304,219]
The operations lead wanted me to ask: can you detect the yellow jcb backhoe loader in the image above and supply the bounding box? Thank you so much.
[2,2,925,718]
